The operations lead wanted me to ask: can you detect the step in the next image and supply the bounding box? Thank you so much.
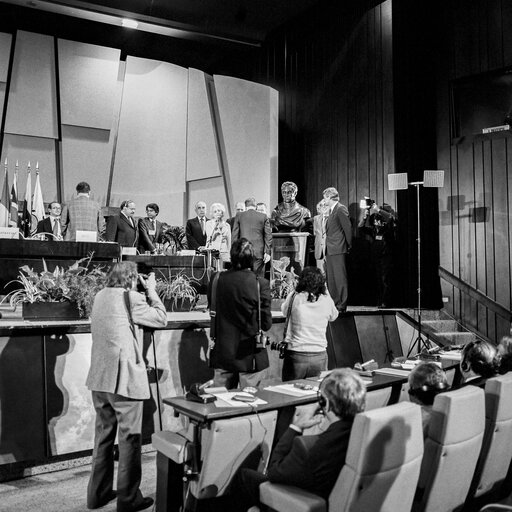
[422,320,461,332]
[435,332,477,345]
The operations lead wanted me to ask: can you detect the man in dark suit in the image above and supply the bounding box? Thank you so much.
[137,203,163,254]
[323,187,352,313]
[226,201,246,230]
[232,197,272,276]
[105,200,138,248]
[229,368,367,511]
[185,200,208,250]
[36,201,63,240]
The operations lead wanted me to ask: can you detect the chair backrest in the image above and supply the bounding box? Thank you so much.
[414,385,486,512]
[190,410,277,500]
[469,373,512,499]
[329,401,424,512]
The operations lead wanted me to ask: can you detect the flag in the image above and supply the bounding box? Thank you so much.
[0,169,9,227]
[32,171,45,227]
[21,168,32,237]
[10,170,18,227]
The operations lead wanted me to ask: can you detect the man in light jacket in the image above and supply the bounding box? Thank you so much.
[86,262,167,512]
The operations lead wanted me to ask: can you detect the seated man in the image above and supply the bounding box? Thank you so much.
[408,362,449,436]
[229,368,366,510]
[459,340,501,388]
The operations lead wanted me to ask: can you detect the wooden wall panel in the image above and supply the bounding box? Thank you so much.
[58,39,120,130]
[0,32,11,82]
[187,177,227,220]
[4,31,58,139]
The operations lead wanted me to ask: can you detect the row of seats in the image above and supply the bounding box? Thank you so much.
[259,372,512,512]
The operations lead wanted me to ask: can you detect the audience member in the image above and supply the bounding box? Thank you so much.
[105,200,138,248]
[185,201,208,250]
[205,202,231,264]
[230,369,366,510]
[36,201,63,240]
[498,335,512,374]
[281,267,338,381]
[207,238,272,390]
[232,197,272,277]
[408,362,449,436]
[227,201,246,230]
[323,186,352,313]
[137,203,163,254]
[61,182,104,241]
[86,262,166,512]
[460,340,501,388]
[312,199,329,272]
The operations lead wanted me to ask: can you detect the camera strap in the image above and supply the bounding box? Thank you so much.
[256,276,262,335]
[209,272,221,340]
[283,292,296,341]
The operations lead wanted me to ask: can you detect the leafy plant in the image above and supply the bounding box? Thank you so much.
[160,224,188,254]
[155,270,199,310]
[2,254,107,318]
[271,257,298,299]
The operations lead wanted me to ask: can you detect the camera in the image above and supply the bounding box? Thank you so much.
[268,340,288,359]
[359,196,375,209]
[255,332,270,350]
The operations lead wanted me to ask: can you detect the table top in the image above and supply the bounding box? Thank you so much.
[163,373,405,423]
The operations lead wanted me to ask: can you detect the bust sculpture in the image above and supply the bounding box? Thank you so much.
[271,181,311,232]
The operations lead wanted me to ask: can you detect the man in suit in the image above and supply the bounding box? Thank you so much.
[105,200,138,248]
[226,201,246,230]
[323,186,352,313]
[232,197,272,276]
[229,369,367,511]
[86,262,167,512]
[137,203,163,254]
[36,201,63,240]
[185,201,208,250]
[61,182,105,241]
[313,199,329,272]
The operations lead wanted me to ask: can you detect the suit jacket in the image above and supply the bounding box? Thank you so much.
[267,419,353,499]
[186,217,208,250]
[207,269,272,372]
[61,195,105,241]
[313,214,327,260]
[138,217,163,253]
[36,216,62,238]
[232,209,272,259]
[325,202,352,256]
[86,287,167,400]
[105,213,138,247]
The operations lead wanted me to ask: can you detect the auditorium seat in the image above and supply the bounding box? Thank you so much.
[412,386,486,512]
[465,373,512,507]
[259,401,424,512]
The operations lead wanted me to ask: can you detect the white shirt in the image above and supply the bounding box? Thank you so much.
[281,291,338,352]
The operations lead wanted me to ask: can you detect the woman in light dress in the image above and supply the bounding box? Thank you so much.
[205,202,231,265]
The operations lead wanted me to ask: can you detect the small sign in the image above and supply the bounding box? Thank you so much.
[76,230,97,242]
[0,227,20,239]
[122,247,137,256]
[482,124,510,134]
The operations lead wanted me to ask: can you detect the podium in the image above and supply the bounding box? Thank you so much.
[271,232,309,274]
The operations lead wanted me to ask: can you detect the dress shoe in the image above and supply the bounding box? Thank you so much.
[127,497,154,512]
[87,490,116,509]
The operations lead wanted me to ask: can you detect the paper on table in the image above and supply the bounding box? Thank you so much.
[264,384,319,397]
[212,392,267,408]
[374,367,411,377]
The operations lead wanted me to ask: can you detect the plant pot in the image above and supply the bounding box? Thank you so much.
[271,298,286,311]
[23,301,81,321]
[163,297,196,312]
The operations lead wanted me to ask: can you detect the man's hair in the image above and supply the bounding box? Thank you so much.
[323,187,339,200]
[320,368,366,419]
[120,200,134,210]
[296,266,326,301]
[195,201,206,211]
[498,336,512,374]
[106,261,138,288]
[146,203,159,214]
[281,181,298,194]
[461,340,501,378]
[210,202,226,217]
[408,362,449,405]
[245,197,257,208]
[230,238,254,270]
[76,182,90,193]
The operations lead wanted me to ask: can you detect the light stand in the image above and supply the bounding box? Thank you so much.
[388,170,444,357]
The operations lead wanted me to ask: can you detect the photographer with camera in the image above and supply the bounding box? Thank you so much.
[280,267,338,381]
[358,198,396,308]
[207,238,272,390]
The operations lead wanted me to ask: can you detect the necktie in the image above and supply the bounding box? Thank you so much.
[151,220,156,230]
[200,218,205,235]
[53,219,60,237]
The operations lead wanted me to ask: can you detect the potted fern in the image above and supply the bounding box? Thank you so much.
[270,257,298,310]
[2,254,108,320]
[155,270,199,312]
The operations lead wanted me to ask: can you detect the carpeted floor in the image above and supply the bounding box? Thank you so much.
[0,452,157,512]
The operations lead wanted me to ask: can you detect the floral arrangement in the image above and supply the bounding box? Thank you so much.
[160,224,187,254]
[2,254,107,318]
[270,257,298,299]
